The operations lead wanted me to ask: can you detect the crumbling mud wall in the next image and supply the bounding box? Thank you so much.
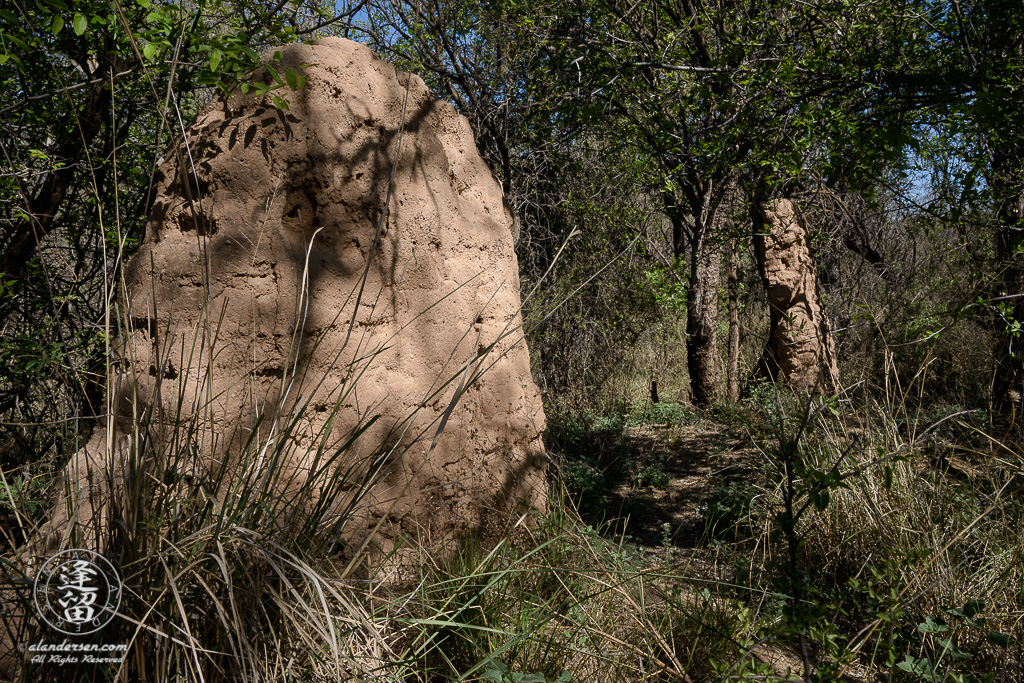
[43,37,547,555]
[753,198,840,391]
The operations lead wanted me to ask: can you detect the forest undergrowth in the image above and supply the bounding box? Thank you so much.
[545,371,1024,683]
[3,357,1022,682]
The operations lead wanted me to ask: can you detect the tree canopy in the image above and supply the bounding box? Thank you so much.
[2,0,1023,459]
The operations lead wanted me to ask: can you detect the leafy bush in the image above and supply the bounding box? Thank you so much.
[545,410,632,523]
[626,400,698,427]
[701,480,756,541]
[633,463,670,489]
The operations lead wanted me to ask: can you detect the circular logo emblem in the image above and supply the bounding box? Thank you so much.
[33,550,122,635]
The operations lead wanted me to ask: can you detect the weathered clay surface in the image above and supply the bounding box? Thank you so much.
[47,38,547,551]
[754,199,839,391]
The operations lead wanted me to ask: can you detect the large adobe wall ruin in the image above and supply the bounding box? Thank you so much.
[50,38,547,550]
[753,198,840,391]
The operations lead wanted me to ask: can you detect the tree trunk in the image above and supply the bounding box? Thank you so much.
[726,237,741,403]
[670,181,733,409]
[752,199,838,392]
[686,222,721,407]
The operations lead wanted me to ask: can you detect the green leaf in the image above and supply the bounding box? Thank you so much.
[72,13,86,35]
[210,49,221,72]
[936,637,972,660]
[961,599,985,618]
[988,631,1010,648]
[51,15,64,35]
[482,659,509,682]
[266,64,284,86]
[143,43,157,61]
[918,615,949,634]
[896,654,932,676]
[285,67,297,91]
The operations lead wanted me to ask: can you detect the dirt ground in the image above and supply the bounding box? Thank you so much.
[603,423,760,548]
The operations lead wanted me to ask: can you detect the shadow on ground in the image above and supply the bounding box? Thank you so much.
[594,423,762,548]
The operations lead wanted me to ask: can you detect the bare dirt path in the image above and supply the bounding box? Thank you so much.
[603,422,761,548]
